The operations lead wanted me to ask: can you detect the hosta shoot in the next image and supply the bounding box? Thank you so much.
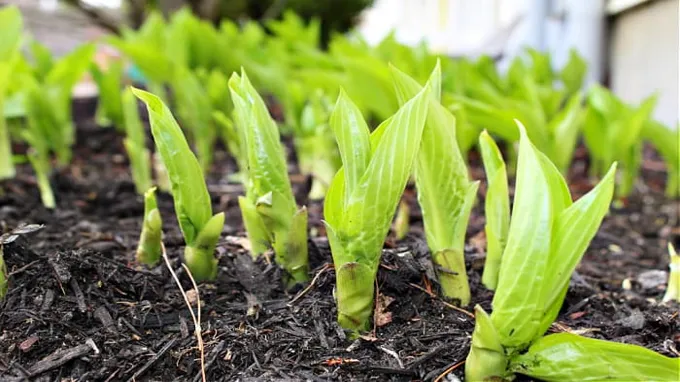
[136,187,162,266]
[22,79,59,208]
[228,70,309,288]
[662,243,679,303]
[122,88,152,194]
[641,119,679,197]
[478,131,509,290]
[584,85,657,197]
[0,63,15,180]
[0,5,23,180]
[324,85,429,332]
[465,122,677,380]
[292,89,341,200]
[170,66,216,173]
[133,88,224,282]
[91,60,124,129]
[390,62,479,304]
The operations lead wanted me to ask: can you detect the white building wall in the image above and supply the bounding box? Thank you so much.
[609,0,679,127]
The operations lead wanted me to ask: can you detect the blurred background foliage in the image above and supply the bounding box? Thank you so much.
[65,0,374,46]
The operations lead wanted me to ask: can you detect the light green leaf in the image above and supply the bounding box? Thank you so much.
[228,70,295,213]
[132,87,212,245]
[339,85,429,267]
[509,333,680,381]
[491,121,556,349]
[479,130,510,290]
[537,163,616,335]
[329,89,371,208]
[0,6,23,62]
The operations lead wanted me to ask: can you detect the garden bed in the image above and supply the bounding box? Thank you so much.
[0,100,678,381]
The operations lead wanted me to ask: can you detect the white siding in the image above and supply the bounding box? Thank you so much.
[610,0,679,127]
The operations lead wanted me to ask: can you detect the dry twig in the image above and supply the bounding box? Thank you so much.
[161,243,206,382]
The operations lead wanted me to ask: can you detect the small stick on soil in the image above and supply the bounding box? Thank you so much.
[28,343,92,376]
[161,243,206,382]
[127,337,178,381]
[288,263,332,305]
[408,282,474,319]
[433,360,465,382]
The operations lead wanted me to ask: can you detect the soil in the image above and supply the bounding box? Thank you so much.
[0,98,678,382]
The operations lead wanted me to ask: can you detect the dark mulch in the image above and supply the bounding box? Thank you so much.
[0,99,678,381]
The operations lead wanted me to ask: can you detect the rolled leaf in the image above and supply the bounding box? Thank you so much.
[136,187,162,266]
[478,130,510,290]
[465,305,508,381]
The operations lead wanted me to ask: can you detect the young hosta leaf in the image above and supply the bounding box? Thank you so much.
[509,333,680,381]
[0,63,15,179]
[134,88,224,282]
[136,187,162,266]
[229,70,308,286]
[0,6,23,62]
[536,163,616,336]
[662,243,679,303]
[325,85,429,331]
[490,122,557,349]
[329,89,371,209]
[548,92,583,173]
[132,88,212,245]
[171,67,216,173]
[91,61,124,128]
[641,120,679,197]
[479,131,510,290]
[122,88,152,194]
[390,62,479,303]
[465,305,508,381]
[560,49,587,97]
[229,71,296,211]
[338,88,429,268]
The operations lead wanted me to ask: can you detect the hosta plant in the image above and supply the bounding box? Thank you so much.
[170,66,217,173]
[136,187,162,266]
[291,89,341,200]
[662,243,679,303]
[229,70,309,288]
[133,88,224,282]
[91,60,124,129]
[465,123,678,381]
[121,88,152,194]
[641,119,679,198]
[324,85,429,332]
[583,85,657,197]
[478,130,509,290]
[390,62,479,304]
[0,5,23,180]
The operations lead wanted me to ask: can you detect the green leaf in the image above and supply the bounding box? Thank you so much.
[560,49,587,97]
[337,85,429,268]
[0,63,15,179]
[329,89,371,208]
[478,130,510,290]
[171,66,215,172]
[490,121,559,349]
[509,333,680,381]
[228,70,295,211]
[547,92,583,173]
[537,163,616,335]
[465,305,508,381]
[45,43,96,92]
[390,62,478,302]
[122,88,151,195]
[0,6,23,62]
[132,87,212,246]
[91,61,124,128]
